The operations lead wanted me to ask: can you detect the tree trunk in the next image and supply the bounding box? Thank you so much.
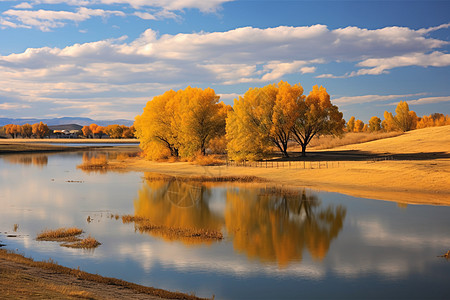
[301,144,307,157]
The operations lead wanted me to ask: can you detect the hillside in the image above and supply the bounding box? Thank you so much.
[333,125,450,154]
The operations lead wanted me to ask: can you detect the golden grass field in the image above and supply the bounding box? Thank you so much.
[118,126,450,206]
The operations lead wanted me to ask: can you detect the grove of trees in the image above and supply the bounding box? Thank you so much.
[135,82,345,160]
[346,101,449,133]
[3,122,49,139]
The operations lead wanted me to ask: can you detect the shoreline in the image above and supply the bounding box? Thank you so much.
[0,249,206,300]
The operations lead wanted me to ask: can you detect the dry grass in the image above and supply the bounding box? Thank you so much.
[61,236,101,249]
[191,154,225,166]
[122,215,223,241]
[36,227,101,249]
[0,249,207,300]
[36,227,83,241]
[144,172,265,183]
[307,131,404,150]
[77,156,109,170]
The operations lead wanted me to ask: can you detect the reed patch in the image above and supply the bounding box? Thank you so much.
[122,215,223,241]
[36,227,101,249]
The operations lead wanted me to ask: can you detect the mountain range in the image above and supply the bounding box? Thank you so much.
[0,117,134,127]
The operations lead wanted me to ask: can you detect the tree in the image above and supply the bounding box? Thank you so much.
[394,101,417,132]
[368,116,381,132]
[354,119,365,132]
[346,116,355,132]
[4,124,20,138]
[135,87,228,159]
[94,126,105,139]
[82,125,92,138]
[105,124,124,139]
[291,85,345,156]
[382,101,418,132]
[226,81,304,160]
[32,122,49,138]
[20,123,33,138]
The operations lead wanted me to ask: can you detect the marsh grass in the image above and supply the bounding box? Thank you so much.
[77,156,109,170]
[36,227,100,249]
[61,236,101,249]
[122,215,223,241]
[36,227,83,241]
[144,173,265,183]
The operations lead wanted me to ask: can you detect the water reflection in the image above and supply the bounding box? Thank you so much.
[133,177,223,245]
[133,174,346,267]
[3,154,48,167]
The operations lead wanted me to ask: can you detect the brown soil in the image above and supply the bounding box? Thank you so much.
[0,249,206,300]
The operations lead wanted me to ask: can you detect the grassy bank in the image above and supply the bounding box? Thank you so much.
[0,249,207,300]
[115,126,450,206]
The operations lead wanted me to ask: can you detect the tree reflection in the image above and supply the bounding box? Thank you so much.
[3,154,48,167]
[225,187,346,267]
[132,174,346,266]
[133,174,224,245]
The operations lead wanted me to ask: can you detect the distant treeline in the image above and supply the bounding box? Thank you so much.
[346,102,450,133]
[0,122,136,139]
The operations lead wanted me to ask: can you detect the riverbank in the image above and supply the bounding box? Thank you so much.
[0,249,205,300]
[114,126,450,206]
[0,138,139,154]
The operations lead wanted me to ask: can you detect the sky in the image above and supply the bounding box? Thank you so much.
[0,0,449,122]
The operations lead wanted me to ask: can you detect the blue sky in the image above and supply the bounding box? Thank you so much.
[0,0,449,122]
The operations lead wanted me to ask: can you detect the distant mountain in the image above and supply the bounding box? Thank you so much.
[0,117,134,127]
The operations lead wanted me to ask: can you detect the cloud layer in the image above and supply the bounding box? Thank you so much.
[0,22,449,119]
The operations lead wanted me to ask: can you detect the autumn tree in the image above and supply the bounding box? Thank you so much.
[346,116,355,132]
[20,123,33,138]
[94,126,105,139]
[82,125,92,138]
[226,81,304,160]
[32,122,49,138]
[354,119,365,132]
[416,113,450,128]
[4,124,20,138]
[291,85,345,156]
[382,101,418,132]
[368,116,382,132]
[105,124,124,139]
[122,125,135,138]
[135,87,229,160]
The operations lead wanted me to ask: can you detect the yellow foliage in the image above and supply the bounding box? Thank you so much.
[135,87,229,160]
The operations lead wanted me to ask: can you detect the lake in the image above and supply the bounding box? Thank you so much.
[0,151,449,299]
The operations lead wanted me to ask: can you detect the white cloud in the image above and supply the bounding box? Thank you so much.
[3,7,125,31]
[397,96,450,106]
[0,102,31,110]
[333,93,427,105]
[0,23,449,118]
[14,2,33,9]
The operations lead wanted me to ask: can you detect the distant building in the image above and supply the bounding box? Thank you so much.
[49,124,82,138]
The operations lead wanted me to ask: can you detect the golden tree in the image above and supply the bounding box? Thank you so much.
[20,123,33,138]
[368,116,382,132]
[4,124,20,138]
[135,87,228,160]
[346,116,355,132]
[32,122,49,138]
[226,81,304,160]
[382,101,418,132]
[291,85,345,156]
[354,119,365,132]
[81,125,92,138]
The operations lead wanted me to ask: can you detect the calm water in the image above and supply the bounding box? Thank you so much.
[0,151,449,299]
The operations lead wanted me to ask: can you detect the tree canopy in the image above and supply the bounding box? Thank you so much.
[134,86,229,160]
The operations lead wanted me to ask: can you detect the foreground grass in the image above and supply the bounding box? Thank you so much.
[0,249,206,300]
